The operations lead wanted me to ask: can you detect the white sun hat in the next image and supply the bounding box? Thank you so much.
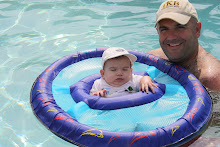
[101,47,137,68]
[155,0,198,27]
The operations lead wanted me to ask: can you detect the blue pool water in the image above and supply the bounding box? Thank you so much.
[0,0,219,146]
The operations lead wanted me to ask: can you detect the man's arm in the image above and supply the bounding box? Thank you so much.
[198,48,220,92]
[202,75,220,92]
[147,48,167,60]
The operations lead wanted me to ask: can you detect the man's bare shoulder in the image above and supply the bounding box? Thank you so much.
[199,48,220,92]
[201,70,220,92]
[147,48,167,59]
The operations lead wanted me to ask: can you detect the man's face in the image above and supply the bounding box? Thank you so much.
[157,18,201,64]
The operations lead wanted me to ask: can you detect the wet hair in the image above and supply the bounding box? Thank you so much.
[190,17,198,28]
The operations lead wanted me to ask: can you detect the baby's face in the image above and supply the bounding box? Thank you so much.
[101,56,132,87]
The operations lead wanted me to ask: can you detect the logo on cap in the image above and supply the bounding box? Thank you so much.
[163,1,180,8]
[116,49,125,52]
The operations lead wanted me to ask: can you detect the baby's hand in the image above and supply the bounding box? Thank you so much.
[91,89,107,97]
[139,76,158,93]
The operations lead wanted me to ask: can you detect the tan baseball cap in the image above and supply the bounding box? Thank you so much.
[102,47,137,68]
[155,0,198,27]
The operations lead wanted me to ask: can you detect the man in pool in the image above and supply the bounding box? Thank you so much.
[90,47,158,97]
[148,0,220,92]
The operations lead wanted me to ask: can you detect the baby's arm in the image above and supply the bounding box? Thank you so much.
[90,79,107,97]
[139,76,158,93]
[91,89,107,97]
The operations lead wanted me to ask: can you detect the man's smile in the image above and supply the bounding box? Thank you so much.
[168,42,182,47]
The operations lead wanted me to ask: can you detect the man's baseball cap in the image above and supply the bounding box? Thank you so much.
[102,47,137,68]
[155,0,198,27]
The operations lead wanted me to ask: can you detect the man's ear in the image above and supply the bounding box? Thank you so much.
[131,68,133,72]
[155,24,159,34]
[100,69,104,77]
[196,22,201,38]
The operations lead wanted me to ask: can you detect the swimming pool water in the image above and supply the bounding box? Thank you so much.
[0,0,219,146]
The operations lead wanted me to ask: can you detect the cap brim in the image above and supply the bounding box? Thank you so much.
[155,12,191,27]
[125,54,137,65]
[102,53,137,68]
[107,53,137,64]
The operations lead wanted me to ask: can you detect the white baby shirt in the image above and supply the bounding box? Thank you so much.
[90,74,143,97]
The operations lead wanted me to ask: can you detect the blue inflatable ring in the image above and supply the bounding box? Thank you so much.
[30,48,212,147]
[70,71,166,110]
